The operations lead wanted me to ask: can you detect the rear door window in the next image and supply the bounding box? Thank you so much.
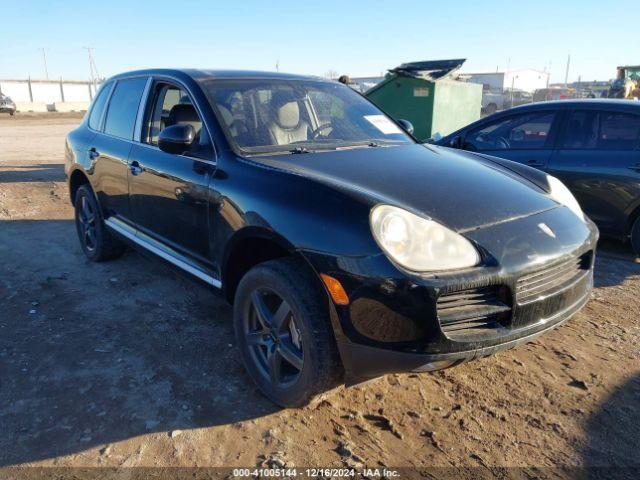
[88,82,114,131]
[599,112,640,149]
[103,78,148,140]
[561,110,640,150]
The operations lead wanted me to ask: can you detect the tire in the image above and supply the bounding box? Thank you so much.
[74,184,125,262]
[631,216,640,256]
[234,257,343,407]
[485,103,498,115]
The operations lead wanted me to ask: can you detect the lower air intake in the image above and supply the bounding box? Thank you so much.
[437,286,511,338]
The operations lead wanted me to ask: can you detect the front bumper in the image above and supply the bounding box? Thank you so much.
[302,206,599,381]
[0,104,16,113]
[337,269,591,380]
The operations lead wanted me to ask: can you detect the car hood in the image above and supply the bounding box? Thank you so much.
[251,143,559,232]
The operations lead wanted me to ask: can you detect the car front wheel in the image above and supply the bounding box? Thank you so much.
[234,258,342,407]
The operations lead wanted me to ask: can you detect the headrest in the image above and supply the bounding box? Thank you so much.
[217,105,233,126]
[168,104,201,131]
[271,91,300,129]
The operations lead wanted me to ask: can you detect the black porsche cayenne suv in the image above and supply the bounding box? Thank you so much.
[65,69,598,407]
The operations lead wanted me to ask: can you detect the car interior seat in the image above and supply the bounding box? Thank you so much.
[267,91,309,145]
[565,118,590,148]
[167,104,202,140]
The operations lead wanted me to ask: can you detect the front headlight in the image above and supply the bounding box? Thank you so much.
[370,205,480,272]
[547,175,584,221]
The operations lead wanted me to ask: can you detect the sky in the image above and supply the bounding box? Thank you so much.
[0,0,635,83]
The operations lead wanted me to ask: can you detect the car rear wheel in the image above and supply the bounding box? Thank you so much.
[631,216,640,256]
[485,103,498,115]
[74,184,125,262]
[234,258,342,407]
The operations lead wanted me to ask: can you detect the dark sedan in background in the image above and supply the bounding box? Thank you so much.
[436,100,640,254]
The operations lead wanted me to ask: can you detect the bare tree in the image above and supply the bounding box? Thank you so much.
[324,69,339,80]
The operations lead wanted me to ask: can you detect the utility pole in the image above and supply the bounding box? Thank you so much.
[40,48,49,80]
[83,47,100,94]
[564,54,571,88]
[275,60,280,72]
[505,57,511,96]
[577,75,581,97]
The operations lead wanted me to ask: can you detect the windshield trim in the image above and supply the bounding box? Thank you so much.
[201,78,416,157]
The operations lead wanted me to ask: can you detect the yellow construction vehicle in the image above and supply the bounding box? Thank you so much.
[609,65,640,99]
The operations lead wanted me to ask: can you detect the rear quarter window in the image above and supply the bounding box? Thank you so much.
[88,82,114,131]
[103,78,148,140]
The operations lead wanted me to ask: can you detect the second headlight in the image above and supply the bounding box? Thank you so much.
[546,175,585,221]
[370,205,480,272]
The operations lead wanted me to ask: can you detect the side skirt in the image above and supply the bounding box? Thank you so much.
[105,217,222,289]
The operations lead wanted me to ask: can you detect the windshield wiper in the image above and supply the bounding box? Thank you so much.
[290,146,312,154]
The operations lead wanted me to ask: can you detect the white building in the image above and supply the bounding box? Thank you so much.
[349,76,385,93]
[462,69,550,93]
[0,79,98,104]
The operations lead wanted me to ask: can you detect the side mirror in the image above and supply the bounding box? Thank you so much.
[158,124,195,155]
[450,135,463,149]
[396,119,414,135]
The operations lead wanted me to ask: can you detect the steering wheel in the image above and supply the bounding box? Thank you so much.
[310,123,332,140]
[494,136,510,149]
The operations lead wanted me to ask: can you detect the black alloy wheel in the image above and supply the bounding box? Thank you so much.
[243,287,304,387]
[74,184,125,262]
[233,258,342,407]
[77,194,98,253]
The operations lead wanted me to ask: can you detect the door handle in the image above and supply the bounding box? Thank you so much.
[129,160,143,176]
[88,148,99,160]
[526,160,545,167]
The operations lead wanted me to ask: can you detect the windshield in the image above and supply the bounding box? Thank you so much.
[201,78,412,154]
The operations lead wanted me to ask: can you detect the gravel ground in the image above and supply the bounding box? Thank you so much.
[0,115,638,473]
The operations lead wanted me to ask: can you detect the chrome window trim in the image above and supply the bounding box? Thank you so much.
[133,77,154,142]
[89,73,218,164]
[137,74,218,164]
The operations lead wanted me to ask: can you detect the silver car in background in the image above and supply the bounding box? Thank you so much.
[0,94,16,115]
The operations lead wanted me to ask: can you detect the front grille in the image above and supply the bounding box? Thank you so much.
[516,252,591,304]
[437,286,511,336]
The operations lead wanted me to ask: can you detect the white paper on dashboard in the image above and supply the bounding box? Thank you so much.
[363,115,403,135]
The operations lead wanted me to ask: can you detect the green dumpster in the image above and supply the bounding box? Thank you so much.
[365,60,482,142]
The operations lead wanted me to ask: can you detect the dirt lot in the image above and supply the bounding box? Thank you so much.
[1,114,639,473]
